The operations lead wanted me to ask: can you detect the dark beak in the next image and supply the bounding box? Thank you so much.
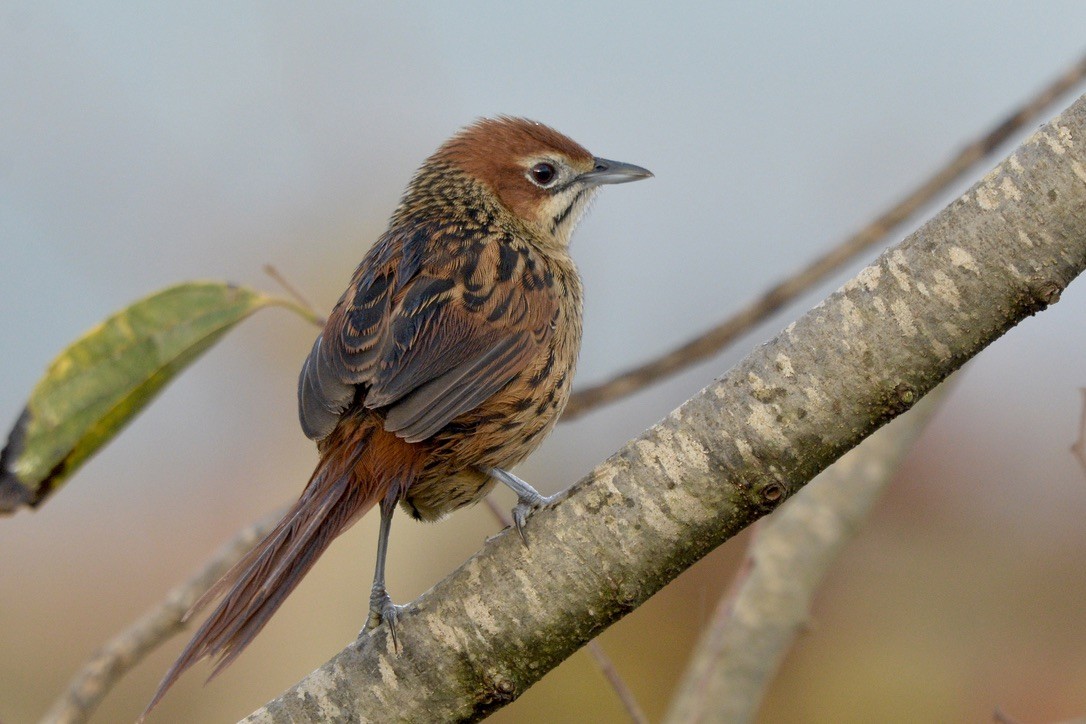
[579,157,654,186]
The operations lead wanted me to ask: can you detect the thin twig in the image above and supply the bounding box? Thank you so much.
[484,496,648,724]
[42,509,284,724]
[562,51,1086,419]
[584,641,649,724]
[1071,388,1086,473]
[263,264,325,326]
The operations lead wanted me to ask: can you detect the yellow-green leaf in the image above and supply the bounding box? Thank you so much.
[0,281,315,513]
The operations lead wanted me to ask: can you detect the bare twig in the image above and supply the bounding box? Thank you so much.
[1072,388,1086,473]
[484,496,648,724]
[263,264,325,326]
[42,509,284,724]
[562,51,1086,419]
[663,384,952,724]
[584,641,649,724]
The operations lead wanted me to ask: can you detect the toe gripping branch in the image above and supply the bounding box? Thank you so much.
[485,467,559,544]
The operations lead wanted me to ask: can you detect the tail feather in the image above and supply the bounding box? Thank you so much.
[140,469,378,719]
[140,420,424,720]
[209,472,365,672]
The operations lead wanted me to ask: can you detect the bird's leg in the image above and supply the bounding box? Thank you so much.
[485,467,559,544]
[366,488,403,650]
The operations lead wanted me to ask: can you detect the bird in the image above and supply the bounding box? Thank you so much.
[141,116,652,717]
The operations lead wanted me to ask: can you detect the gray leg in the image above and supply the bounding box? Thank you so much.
[485,467,558,544]
[366,489,403,650]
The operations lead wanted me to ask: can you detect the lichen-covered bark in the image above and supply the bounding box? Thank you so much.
[664,385,951,724]
[245,96,1086,723]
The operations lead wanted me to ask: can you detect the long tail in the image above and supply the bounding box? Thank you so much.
[141,418,420,719]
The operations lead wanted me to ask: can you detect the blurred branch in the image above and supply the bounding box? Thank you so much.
[562,49,1086,420]
[583,641,649,724]
[663,384,952,724]
[484,498,648,724]
[1072,388,1086,473]
[41,509,284,724]
[243,93,1086,722]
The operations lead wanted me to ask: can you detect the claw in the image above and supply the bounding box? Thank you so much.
[510,492,558,545]
[485,466,559,546]
[512,505,530,544]
[367,586,403,652]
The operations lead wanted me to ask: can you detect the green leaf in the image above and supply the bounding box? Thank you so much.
[0,281,316,513]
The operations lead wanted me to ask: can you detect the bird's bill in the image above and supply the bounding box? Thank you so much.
[580,157,654,185]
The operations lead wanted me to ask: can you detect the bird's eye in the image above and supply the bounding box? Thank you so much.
[529,162,557,187]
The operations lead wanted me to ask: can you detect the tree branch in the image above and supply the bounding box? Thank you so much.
[663,383,952,724]
[483,499,647,724]
[242,93,1086,723]
[561,50,1086,419]
[42,510,284,724]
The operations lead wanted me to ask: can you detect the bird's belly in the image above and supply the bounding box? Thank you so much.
[402,346,575,521]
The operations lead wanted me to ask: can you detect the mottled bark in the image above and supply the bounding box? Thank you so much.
[664,385,951,724]
[245,96,1086,723]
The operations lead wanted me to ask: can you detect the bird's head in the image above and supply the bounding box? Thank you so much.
[425,116,652,247]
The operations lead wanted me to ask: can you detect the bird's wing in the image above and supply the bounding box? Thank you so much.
[298,222,557,443]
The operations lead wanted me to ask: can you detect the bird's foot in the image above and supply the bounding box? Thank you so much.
[366,586,404,651]
[485,467,558,545]
[511,489,559,545]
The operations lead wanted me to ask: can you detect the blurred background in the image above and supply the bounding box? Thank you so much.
[3,3,1086,722]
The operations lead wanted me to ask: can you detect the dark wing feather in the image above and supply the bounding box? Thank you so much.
[297,336,354,439]
[298,223,555,443]
[383,331,528,442]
